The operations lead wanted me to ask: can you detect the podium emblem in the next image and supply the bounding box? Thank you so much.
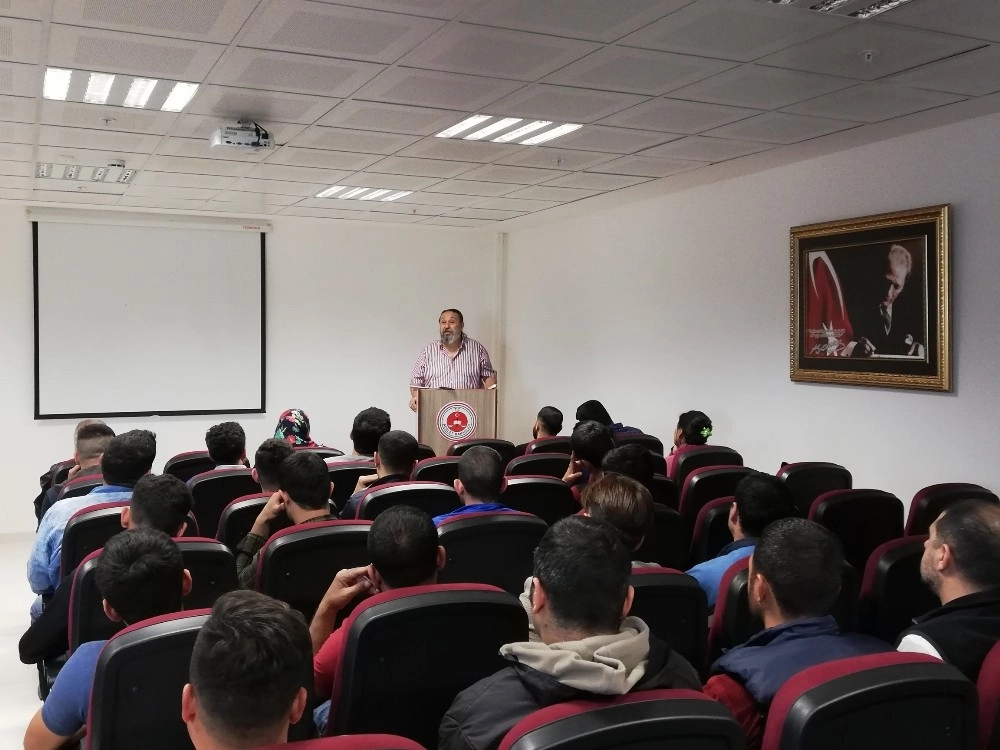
[437,401,477,441]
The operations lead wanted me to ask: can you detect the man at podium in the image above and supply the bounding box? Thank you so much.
[409,308,496,411]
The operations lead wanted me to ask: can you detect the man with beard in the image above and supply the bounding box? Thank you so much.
[409,309,496,412]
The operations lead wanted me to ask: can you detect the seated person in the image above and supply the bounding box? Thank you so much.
[29,429,156,616]
[204,421,246,469]
[183,590,313,750]
[235,452,335,588]
[23,529,191,750]
[440,516,700,750]
[327,407,391,462]
[251,438,295,492]
[665,410,712,479]
[686,473,795,607]
[704,518,891,750]
[515,406,563,455]
[602,443,656,489]
[274,407,319,448]
[34,419,109,522]
[338,430,419,520]
[575,399,641,435]
[561,420,615,503]
[433,446,512,524]
[898,499,1000,681]
[38,422,116,521]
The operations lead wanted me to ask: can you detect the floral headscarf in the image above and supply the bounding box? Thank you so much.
[275,408,316,447]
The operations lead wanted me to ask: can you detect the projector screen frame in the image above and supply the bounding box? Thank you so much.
[32,221,267,420]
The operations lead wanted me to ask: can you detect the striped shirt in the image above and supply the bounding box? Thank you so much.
[410,335,496,389]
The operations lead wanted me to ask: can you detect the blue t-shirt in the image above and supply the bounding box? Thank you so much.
[41,640,107,737]
[686,539,757,607]
[433,503,512,525]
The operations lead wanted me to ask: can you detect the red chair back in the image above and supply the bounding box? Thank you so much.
[857,535,938,644]
[447,439,519,465]
[906,483,999,536]
[525,436,571,455]
[410,457,460,485]
[809,489,903,576]
[689,495,734,567]
[777,461,852,517]
[188,468,261,538]
[505,453,570,479]
[629,569,707,671]
[978,641,1000,750]
[163,451,215,483]
[357,482,460,521]
[500,476,579,526]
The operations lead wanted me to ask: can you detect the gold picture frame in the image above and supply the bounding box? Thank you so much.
[790,205,951,392]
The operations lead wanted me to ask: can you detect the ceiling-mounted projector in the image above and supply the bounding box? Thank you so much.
[210,120,274,151]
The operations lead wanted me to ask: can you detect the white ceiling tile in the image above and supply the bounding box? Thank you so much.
[35,178,126,194]
[296,196,370,210]
[38,125,161,153]
[118,196,210,210]
[400,24,599,81]
[598,97,762,134]
[40,101,179,136]
[758,22,983,82]
[351,67,523,110]
[621,0,851,62]
[0,158,33,176]
[494,147,616,171]
[0,187,31,200]
[31,190,121,204]
[420,217,492,227]
[52,0,260,44]
[0,120,32,143]
[0,94,35,123]
[881,0,1000,44]
[230,177,326,196]
[485,84,648,124]
[288,125,419,154]
[202,201,282,214]
[278,206,365,219]
[389,191,483,207]
[131,171,235,189]
[355,211,426,223]
[168,114,306,144]
[208,47,384,97]
[542,172,650,190]
[186,85,340,125]
[462,0,692,43]
[265,146,383,171]
[241,1,444,64]
[543,124,680,153]
[340,172,442,190]
[0,61,43,97]
[669,64,855,109]
[640,136,772,161]
[0,174,31,189]
[782,83,966,123]
[35,146,149,169]
[704,112,860,145]
[126,184,221,200]
[542,46,736,96]
[211,190,301,206]
[447,207,525,220]
[0,17,41,63]
[471,196,562,212]
[360,201,446,216]
[48,24,226,79]
[318,101,463,135]
[311,0,478,20]
[244,163,353,184]
[886,45,1000,97]
[0,1,45,20]
[584,154,705,177]
[506,185,601,201]
[156,136,272,162]
[394,137,526,163]
[141,155,253,176]
[457,164,570,184]
[424,179,521,197]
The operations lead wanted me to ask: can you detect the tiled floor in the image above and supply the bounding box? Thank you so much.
[0,533,48,746]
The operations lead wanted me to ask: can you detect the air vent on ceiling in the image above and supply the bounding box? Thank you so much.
[753,0,917,18]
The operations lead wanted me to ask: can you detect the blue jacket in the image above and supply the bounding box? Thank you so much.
[686,538,757,607]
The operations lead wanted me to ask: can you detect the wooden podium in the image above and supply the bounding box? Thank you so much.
[417,388,497,457]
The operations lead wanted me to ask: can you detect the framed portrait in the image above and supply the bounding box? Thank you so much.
[790,205,951,392]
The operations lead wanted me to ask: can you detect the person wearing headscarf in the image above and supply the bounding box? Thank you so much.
[274,408,316,448]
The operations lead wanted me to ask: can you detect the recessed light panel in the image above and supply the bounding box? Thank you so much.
[436,115,583,145]
[316,186,414,202]
[41,67,199,112]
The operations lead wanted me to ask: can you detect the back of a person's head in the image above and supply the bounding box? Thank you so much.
[537,406,563,435]
[129,474,193,536]
[368,505,439,589]
[376,430,419,474]
[534,515,631,633]
[277,452,330,511]
[189,591,312,748]
[75,422,116,461]
[254,438,295,490]
[74,418,106,439]
[95,528,185,624]
[101,429,157,486]
[602,444,656,488]
[570,420,615,467]
[457,446,504,501]
[351,407,391,455]
[677,411,712,446]
[753,518,843,619]
[205,421,246,465]
[581,474,654,552]
[734,473,795,537]
[934,500,1000,590]
[575,400,613,426]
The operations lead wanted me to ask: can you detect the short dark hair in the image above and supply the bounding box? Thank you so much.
[350,407,391,456]
[129,474,193,536]
[76,423,116,461]
[457,446,504,501]
[570,420,615,467]
[254,438,295,490]
[677,411,712,445]
[376,430,419,475]
[753,518,843,619]
[533,516,631,633]
[100,430,156,486]
[95,528,185,625]
[277,452,330,511]
[575,400,613,427]
[582,474,654,552]
[189,591,312,747]
[205,422,246,465]
[733,473,795,538]
[440,308,464,324]
[934,500,1000,590]
[602,444,655,488]
[537,406,563,435]
[368,505,439,588]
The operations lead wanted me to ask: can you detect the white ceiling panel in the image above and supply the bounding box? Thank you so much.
[351,67,524,111]
[264,146,383,171]
[131,171,235,189]
[168,114,306,144]
[493,147,616,171]
[52,0,260,44]
[669,64,855,109]
[0,174,31,189]
[0,94,36,123]
[355,212,427,223]
[598,97,762,134]
[118,196,211,210]
[420,217,491,227]
[0,120,33,143]
[485,84,648,123]
[339,172,443,190]
[31,190,121,204]
[296,196,370,210]
[208,48,384,97]
[185,85,339,125]
[318,101,463,135]
[395,137,527,164]
[289,125,419,154]
[35,180,127,195]
[470,196,562,212]
[387,191,482,207]
[244,163,354,184]
[457,164,570,184]
[0,158,33,176]
[38,125,161,152]
[202,201,282,214]
[542,171,650,190]
[0,1,45,20]
[447,207,526,220]
[156,136,272,161]
[35,146,149,169]
[886,46,1000,97]
[758,23,984,82]
[141,155,253,176]
[424,179,522,197]
[40,101,179,135]
[278,206,367,219]
[312,0,479,21]
[0,61,44,97]
[230,177,327,196]
[640,135,772,161]
[782,83,966,123]
[584,154,705,177]
[0,187,31,200]
[361,201,447,216]
[211,190,301,206]
[48,24,226,79]
[880,0,1000,44]
[126,184,221,200]
[0,17,41,64]
[543,46,736,96]
[241,1,443,64]
[505,185,601,201]
[544,124,679,153]
[704,112,860,145]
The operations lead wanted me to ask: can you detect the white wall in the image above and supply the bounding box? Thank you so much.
[501,111,1000,508]
[0,206,496,533]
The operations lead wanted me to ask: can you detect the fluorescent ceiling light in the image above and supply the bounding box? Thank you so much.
[464,117,521,141]
[338,187,369,199]
[520,123,582,145]
[161,82,199,112]
[43,68,73,101]
[381,191,413,202]
[359,189,391,200]
[850,0,915,17]
[123,78,158,108]
[810,0,851,9]
[493,120,552,143]
[316,186,347,198]
[91,167,108,182]
[435,115,491,139]
[83,73,115,105]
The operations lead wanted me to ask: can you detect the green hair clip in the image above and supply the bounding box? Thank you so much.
[700,426,712,439]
